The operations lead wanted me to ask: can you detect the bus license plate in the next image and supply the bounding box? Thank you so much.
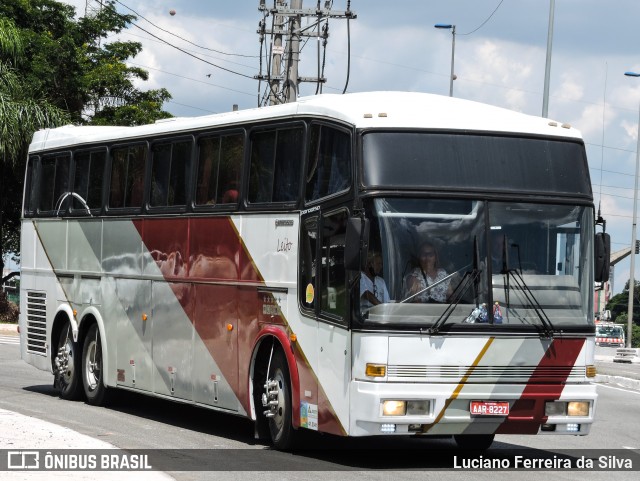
[470,401,509,416]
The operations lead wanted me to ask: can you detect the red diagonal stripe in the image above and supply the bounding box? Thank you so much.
[496,337,585,434]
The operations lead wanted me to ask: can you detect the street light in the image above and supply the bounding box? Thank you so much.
[434,23,456,97]
[624,70,640,348]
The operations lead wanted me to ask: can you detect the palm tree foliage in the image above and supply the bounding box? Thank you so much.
[0,1,173,266]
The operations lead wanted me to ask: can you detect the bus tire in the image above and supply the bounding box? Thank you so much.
[54,322,82,400]
[81,324,109,406]
[266,350,297,450]
[453,433,495,450]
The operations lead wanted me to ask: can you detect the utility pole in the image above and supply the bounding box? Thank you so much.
[268,1,286,105]
[284,0,302,103]
[257,0,356,106]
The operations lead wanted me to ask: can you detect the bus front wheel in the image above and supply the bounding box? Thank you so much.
[54,322,82,400]
[263,350,296,450]
[82,324,109,406]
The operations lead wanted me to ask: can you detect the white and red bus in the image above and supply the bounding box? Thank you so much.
[19,91,609,450]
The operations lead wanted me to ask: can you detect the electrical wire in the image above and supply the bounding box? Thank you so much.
[342,1,352,95]
[114,0,259,58]
[459,0,505,36]
[130,22,255,80]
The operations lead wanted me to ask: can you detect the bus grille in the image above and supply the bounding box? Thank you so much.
[26,291,47,355]
[386,365,586,383]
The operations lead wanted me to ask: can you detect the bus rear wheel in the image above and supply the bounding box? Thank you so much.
[82,324,109,406]
[453,433,495,450]
[54,322,82,400]
[263,350,296,450]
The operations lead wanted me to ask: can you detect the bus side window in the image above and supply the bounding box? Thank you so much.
[24,156,39,216]
[217,134,243,204]
[195,133,244,207]
[109,145,146,209]
[150,140,191,207]
[320,210,349,322]
[196,136,220,205]
[73,150,106,213]
[249,126,303,204]
[300,217,319,312]
[306,125,351,203]
[39,153,70,214]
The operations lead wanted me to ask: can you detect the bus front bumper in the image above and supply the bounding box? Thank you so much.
[348,380,596,437]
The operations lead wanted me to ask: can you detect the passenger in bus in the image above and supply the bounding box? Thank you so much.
[404,241,453,303]
[360,251,390,313]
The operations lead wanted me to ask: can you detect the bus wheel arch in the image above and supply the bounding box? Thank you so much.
[250,333,300,449]
[51,310,82,400]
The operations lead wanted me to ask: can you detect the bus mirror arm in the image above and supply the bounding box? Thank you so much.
[344,216,369,271]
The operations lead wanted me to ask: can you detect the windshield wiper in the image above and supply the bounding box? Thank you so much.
[496,236,554,337]
[429,237,482,335]
[503,269,555,338]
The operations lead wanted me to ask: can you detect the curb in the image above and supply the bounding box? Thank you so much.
[595,374,640,391]
[0,323,18,334]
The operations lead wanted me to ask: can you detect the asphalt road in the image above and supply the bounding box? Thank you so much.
[0,336,639,480]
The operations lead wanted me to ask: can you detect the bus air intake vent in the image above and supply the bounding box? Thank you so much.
[386,365,586,383]
[26,291,47,355]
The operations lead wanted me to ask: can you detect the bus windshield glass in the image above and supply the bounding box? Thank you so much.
[360,198,594,332]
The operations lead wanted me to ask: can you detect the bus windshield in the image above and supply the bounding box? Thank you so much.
[359,198,594,332]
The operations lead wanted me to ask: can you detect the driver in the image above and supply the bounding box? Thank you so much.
[403,241,453,303]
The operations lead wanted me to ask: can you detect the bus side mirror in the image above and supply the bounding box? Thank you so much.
[344,217,369,271]
[594,232,610,283]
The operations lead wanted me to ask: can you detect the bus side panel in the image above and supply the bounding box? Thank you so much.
[19,220,51,372]
[139,218,244,411]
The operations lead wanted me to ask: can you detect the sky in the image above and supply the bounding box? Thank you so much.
[57,0,640,296]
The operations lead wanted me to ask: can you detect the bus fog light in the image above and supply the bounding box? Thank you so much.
[568,401,589,416]
[566,423,580,432]
[545,401,566,416]
[380,423,396,433]
[406,400,430,415]
[382,400,406,416]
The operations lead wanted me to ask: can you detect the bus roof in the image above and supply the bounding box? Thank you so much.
[29,91,583,152]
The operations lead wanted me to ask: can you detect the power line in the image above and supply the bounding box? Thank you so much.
[130,22,255,80]
[459,0,505,36]
[126,62,255,98]
[114,30,256,72]
[114,0,259,58]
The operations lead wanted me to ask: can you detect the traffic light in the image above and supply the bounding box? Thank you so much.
[636,240,640,255]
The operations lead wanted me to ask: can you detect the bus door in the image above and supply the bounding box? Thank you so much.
[317,209,351,434]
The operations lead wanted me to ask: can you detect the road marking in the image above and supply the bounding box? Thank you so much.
[596,383,640,395]
[623,446,638,450]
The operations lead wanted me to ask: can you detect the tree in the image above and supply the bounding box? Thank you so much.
[606,279,640,325]
[0,0,173,268]
[1,16,70,275]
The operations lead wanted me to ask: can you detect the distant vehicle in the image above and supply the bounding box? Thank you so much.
[595,321,625,347]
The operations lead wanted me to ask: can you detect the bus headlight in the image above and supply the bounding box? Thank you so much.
[545,401,589,417]
[382,401,406,416]
[567,401,589,416]
[382,400,430,416]
[545,401,566,416]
